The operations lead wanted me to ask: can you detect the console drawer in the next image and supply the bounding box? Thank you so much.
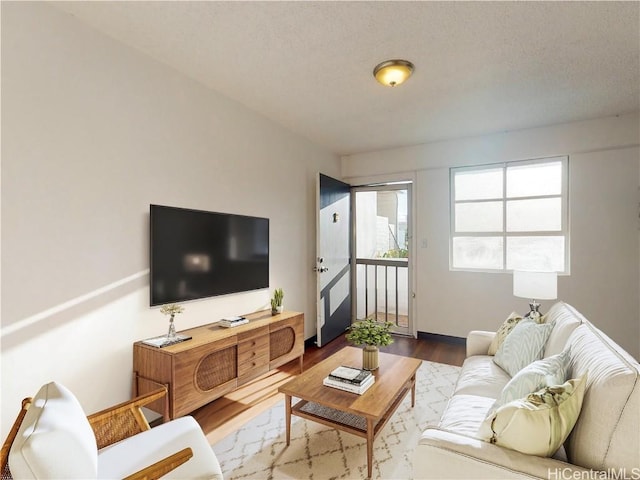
[238,353,269,378]
[238,335,269,361]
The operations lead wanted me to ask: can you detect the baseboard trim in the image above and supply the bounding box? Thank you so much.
[417,331,466,346]
[305,336,318,349]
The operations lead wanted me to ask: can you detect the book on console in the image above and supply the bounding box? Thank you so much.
[219,317,249,328]
[142,334,192,348]
[323,375,374,395]
[328,366,373,385]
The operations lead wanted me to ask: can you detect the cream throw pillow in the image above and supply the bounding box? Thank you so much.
[493,318,555,376]
[488,312,523,355]
[494,348,571,409]
[479,375,587,457]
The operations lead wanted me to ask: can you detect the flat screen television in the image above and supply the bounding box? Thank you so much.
[150,204,269,306]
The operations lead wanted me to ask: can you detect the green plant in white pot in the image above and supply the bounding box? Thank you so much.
[271,288,284,315]
[345,318,394,370]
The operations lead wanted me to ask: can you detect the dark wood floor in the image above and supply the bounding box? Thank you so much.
[194,333,465,444]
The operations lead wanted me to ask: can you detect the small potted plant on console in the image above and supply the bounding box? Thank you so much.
[345,317,394,370]
[271,288,284,315]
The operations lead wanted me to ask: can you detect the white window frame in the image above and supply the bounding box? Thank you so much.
[449,156,569,273]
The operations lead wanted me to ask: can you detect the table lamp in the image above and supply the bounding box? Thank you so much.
[513,270,557,320]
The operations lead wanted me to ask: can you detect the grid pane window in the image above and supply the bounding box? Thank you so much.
[451,157,568,273]
[506,198,562,232]
[452,237,503,270]
[455,201,503,232]
[454,168,503,200]
[506,236,565,271]
[507,162,562,197]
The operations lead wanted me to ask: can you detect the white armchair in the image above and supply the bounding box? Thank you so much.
[1,381,223,479]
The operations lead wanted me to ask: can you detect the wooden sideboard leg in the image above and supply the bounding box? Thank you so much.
[132,371,139,397]
[134,373,171,422]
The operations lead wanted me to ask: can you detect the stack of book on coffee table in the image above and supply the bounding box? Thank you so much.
[323,365,375,394]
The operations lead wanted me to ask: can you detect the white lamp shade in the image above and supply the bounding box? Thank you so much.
[513,271,557,300]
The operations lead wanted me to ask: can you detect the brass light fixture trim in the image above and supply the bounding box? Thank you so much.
[373,59,415,87]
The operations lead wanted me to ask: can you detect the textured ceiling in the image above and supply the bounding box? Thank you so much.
[53,1,640,156]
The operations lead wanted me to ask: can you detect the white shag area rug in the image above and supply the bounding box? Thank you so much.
[212,360,460,480]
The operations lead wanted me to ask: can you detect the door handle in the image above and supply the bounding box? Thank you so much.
[313,266,329,273]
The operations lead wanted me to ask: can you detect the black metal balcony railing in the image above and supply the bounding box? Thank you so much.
[355,258,408,328]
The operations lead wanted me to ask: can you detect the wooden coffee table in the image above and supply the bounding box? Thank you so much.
[278,346,422,479]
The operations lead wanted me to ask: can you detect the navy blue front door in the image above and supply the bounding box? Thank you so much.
[316,173,352,347]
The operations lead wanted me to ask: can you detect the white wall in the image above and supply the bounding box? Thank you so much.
[1,3,340,437]
[343,114,640,360]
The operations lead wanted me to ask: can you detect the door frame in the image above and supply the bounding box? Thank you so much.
[350,180,415,337]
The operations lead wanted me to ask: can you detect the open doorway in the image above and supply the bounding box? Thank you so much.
[352,183,412,336]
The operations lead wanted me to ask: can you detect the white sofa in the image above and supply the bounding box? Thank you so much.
[414,302,640,479]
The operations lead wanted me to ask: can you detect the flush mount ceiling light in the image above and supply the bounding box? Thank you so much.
[373,59,414,87]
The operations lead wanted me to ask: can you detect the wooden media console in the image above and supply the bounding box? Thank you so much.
[133,310,304,420]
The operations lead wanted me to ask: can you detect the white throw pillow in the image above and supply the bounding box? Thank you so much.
[479,375,587,457]
[493,318,555,376]
[494,348,571,409]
